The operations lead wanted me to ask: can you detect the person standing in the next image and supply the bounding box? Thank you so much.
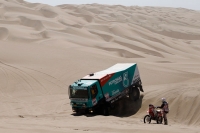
[157,98,169,125]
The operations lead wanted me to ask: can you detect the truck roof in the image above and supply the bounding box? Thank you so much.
[82,63,136,80]
[72,80,97,88]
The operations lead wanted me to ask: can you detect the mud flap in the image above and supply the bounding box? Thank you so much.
[139,86,144,92]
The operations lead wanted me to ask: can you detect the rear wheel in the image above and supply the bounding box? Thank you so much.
[144,115,151,124]
[129,87,140,101]
[83,109,89,114]
[102,106,109,116]
[157,116,163,124]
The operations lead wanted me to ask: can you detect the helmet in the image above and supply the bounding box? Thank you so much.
[162,98,166,102]
[149,104,153,106]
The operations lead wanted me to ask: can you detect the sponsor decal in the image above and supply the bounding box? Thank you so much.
[132,66,140,84]
[104,93,109,99]
[112,89,119,95]
[109,76,122,86]
[92,98,97,105]
[101,76,109,82]
[123,72,129,87]
[109,88,129,103]
[100,74,114,87]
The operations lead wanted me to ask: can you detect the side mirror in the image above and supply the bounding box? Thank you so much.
[68,85,72,98]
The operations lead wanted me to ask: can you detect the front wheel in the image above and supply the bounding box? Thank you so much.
[157,116,163,124]
[144,115,151,124]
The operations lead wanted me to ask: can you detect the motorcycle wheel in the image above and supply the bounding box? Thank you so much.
[157,116,163,124]
[144,115,151,124]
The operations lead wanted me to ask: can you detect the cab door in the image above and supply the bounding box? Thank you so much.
[90,82,103,106]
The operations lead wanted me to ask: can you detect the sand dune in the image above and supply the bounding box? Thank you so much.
[0,27,9,40]
[0,0,200,132]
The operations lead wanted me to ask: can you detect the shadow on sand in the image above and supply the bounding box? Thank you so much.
[71,94,144,117]
[110,94,144,117]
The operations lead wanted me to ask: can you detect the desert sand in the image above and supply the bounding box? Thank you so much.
[0,0,200,132]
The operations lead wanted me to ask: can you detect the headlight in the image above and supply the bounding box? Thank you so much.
[82,103,86,107]
[71,102,76,106]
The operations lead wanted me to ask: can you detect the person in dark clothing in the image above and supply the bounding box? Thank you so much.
[157,98,169,125]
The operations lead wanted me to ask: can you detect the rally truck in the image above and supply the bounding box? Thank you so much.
[68,63,144,115]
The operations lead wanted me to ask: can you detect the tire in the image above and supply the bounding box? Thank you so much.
[157,116,163,124]
[74,109,80,115]
[144,115,151,124]
[102,106,109,116]
[129,87,140,101]
[84,109,89,114]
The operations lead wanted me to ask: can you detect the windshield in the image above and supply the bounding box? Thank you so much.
[70,88,88,98]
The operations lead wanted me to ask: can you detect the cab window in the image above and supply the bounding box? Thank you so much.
[91,84,98,99]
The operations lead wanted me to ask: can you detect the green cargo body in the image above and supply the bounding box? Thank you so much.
[68,63,143,115]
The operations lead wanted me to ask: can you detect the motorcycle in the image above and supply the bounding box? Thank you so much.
[144,104,163,124]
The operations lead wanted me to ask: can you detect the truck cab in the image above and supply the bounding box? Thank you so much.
[68,79,103,113]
